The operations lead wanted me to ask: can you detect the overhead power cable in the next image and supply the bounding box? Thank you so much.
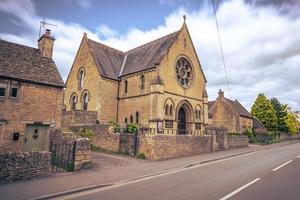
[211,0,231,97]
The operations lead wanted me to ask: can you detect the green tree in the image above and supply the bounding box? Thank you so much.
[251,93,277,131]
[284,110,298,134]
[270,98,288,132]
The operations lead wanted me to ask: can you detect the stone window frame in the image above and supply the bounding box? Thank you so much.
[195,104,202,121]
[0,81,8,98]
[124,117,128,123]
[70,92,78,110]
[136,111,139,124]
[10,81,20,99]
[174,55,195,89]
[80,90,90,111]
[130,115,133,123]
[77,67,85,90]
[164,98,175,119]
[139,75,145,91]
[124,80,128,94]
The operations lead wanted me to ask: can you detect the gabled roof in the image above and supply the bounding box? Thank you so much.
[0,39,64,87]
[87,39,125,80]
[208,98,252,118]
[86,30,180,80]
[121,31,179,76]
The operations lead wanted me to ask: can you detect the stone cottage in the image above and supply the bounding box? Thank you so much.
[64,20,209,134]
[208,90,253,133]
[0,29,64,153]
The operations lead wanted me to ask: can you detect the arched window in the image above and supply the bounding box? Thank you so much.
[140,75,145,91]
[169,105,173,117]
[136,111,139,124]
[78,68,85,89]
[198,110,201,120]
[130,115,133,123]
[165,104,169,116]
[82,92,89,110]
[124,80,128,94]
[125,117,128,123]
[70,93,77,110]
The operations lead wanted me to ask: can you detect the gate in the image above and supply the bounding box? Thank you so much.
[50,141,76,172]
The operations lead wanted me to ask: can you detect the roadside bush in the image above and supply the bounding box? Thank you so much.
[77,128,95,139]
[109,120,120,133]
[126,123,138,133]
[136,152,146,159]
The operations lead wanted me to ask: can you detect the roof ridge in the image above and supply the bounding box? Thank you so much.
[0,38,38,51]
[125,30,179,53]
[87,38,125,54]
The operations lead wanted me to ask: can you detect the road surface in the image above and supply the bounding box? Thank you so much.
[58,142,300,200]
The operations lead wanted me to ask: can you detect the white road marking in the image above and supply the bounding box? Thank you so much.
[219,178,261,200]
[272,160,293,172]
[296,155,300,158]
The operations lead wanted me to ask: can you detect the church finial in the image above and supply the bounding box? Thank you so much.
[183,15,186,23]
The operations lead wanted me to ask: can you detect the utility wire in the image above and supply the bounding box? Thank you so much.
[211,0,231,97]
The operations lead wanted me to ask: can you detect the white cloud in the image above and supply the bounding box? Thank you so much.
[0,0,299,111]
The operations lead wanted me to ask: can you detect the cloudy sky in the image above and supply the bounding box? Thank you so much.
[0,0,299,111]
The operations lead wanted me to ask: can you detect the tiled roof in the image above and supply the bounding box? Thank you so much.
[225,98,252,118]
[208,98,252,118]
[0,39,64,87]
[87,39,125,80]
[87,31,179,80]
[121,31,179,76]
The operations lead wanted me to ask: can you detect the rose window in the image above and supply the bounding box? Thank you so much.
[175,57,193,88]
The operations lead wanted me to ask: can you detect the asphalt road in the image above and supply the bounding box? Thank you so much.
[59,142,300,200]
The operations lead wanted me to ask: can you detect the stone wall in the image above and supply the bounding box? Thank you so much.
[228,135,249,149]
[138,134,212,160]
[0,151,51,183]
[61,110,98,128]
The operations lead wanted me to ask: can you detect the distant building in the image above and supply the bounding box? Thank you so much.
[208,90,254,133]
[0,29,64,153]
[64,22,209,134]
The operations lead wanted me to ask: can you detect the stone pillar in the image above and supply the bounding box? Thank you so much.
[74,138,91,171]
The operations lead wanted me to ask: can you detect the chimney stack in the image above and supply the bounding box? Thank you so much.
[38,29,55,59]
[218,89,224,99]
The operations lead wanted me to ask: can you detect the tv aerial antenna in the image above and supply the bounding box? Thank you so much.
[39,18,57,37]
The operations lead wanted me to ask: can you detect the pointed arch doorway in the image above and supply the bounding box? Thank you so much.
[178,107,186,134]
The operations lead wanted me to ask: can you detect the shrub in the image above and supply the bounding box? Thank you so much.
[109,120,120,133]
[77,128,95,140]
[136,152,146,159]
[127,123,138,133]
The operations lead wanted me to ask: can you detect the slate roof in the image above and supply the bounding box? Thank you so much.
[86,31,180,80]
[0,39,64,87]
[87,39,124,80]
[208,98,252,118]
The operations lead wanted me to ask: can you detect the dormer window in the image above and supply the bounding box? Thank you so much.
[78,67,85,90]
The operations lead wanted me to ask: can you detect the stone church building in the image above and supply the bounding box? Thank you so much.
[64,21,208,134]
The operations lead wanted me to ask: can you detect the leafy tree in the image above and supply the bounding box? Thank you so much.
[251,93,277,132]
[284,110,298,134]
[270,98,288,132]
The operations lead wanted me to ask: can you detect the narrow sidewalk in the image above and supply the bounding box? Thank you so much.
[0,140,299,200]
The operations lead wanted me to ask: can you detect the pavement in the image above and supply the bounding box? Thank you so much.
[0,140,299,200]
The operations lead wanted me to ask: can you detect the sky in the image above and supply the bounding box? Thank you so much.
[0,0,299,112]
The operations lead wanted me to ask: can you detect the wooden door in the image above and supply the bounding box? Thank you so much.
[23,125,49,151]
